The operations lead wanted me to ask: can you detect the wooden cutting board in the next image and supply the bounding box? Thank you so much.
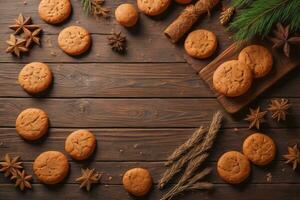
[199,40,300,114]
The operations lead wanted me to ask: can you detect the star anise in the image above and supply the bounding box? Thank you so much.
[268,23,300,57]
[91,0,110,19]
[11,170,32,191]
[9,14,39,35]
[0,154,23,177]
[107,31,127,53]
[23,28,42,48]
[283,144,300,170]
[76,168,101,191]
[268,98,291,122]
[6,34,28,57]
[244,107,267,129]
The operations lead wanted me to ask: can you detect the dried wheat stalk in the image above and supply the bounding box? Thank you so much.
[159,111,223,189]
[165,126,206,166]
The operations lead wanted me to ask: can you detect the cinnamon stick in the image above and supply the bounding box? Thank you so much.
[164,0,220,43]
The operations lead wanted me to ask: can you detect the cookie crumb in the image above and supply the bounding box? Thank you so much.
[108,176,113,181]
[23,0,27,5]
[266,172,272,183]
[75,20,81,24]
[50,51,57,57]
[234,128,239,132]
[119,149,124,153]
[0,141,3,147]
[139,151,143,155]
[133,144,139,149]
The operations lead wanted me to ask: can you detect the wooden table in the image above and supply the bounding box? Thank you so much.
[0,0,299,199]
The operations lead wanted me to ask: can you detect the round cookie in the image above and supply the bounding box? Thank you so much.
[115,3,139,27]
[33,151,69,184]
[123,168,152,196]
[137,0,171,16]
[58,26,91,56]
[217,151,251,184]
[184,29,217,59]
[238,45,273,78]
[213,60,253,97]
[243,133,276,166]
[16,108,49,141]
[175,0,193,4]
[65,129,96,160]
[18,62,53,94]
[38,0,72,24]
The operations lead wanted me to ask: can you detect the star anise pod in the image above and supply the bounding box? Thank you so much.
[268,23,300,57]
[268,98,291,122]
[11,170,32,191]
[76,168,101,191]
[6,34,28,57]
[9,13,39,35]
[23,28,42,48]
[0,154,23,177]
[107,31,127,53]
[91,0,110,19]
[244,107,267,129]
[283,144,300,170]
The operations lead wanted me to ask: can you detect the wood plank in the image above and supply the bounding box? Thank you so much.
[0,63,300,98]
[0,0,183,35]
[0,34,183,63]
[0,184,299,200]
[0,63,210,98]
[199,42,300,113]
[1,98,300,128]
[0,160,299,184]
[0,128,299,161]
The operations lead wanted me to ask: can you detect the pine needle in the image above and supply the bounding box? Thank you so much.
[229,0,300,41]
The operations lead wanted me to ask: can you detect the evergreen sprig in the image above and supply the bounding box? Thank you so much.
[81,0,92,15]
[229,0,300,42]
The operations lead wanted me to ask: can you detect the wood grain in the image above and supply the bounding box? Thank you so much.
[1,63,300,98]
[0,34,183,63]
[0,0,299,199]
[199,42,300,113]
[1,98,300,128]
[0,128,299,161]
[0,184,299,200]
[0,160,299,184]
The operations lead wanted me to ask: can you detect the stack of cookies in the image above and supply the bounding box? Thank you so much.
[217,132,276,184]
[213,45,273,97]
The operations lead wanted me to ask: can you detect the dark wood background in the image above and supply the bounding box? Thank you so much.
[0,0,300,199]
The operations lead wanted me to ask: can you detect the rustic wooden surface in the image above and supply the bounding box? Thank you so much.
[0,0,299,200]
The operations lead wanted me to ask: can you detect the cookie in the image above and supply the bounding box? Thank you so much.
[217,151,251,184]
[238,45,273,78]
[38,0,72,24]
[115,3,138,27]
[137,0,171,16]
[16,108,49,141]
[184,29,217,59]
[175,0,193,4]
[122,168,152,196]
[65,129,96,160]
[18,62,53,94]
[58,26,91,56]
[213,60,253,97]
[33,151,69,184]
[243,133,276,166]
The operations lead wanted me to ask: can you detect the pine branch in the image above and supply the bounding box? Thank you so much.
[81,0,92,15]
[229,0,300,41]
